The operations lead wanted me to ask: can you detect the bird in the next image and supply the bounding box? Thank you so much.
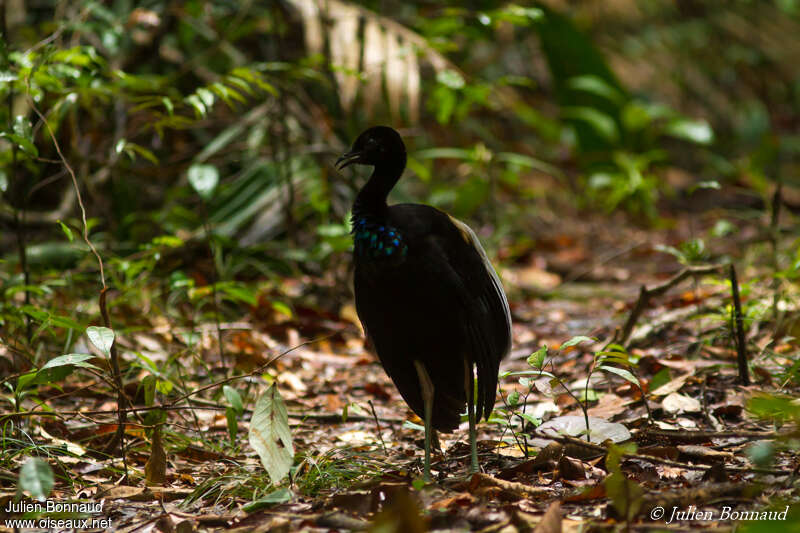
[336,126,512,480]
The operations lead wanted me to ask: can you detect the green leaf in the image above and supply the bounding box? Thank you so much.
[226,406,238,442]
[188,164,219,201]
[56,220,74,242]
[219,283,257,306]
[665,119,714,145]
[18,457,54,500]
[1,116,39,156]
[689,180,721,194]
[604,471,644,522]
[597,365,640,387]
[402,420,425,431]
[185,94,206,117]
[40,353,100,372]
[436,69,465,89]
[527,346,547,369]
[223,385,244,415]
[566,75,625,104]
[141,375,157,406]
[248,383,294,484]
[519,412,541,427]
[562,107,619,143]
[86,326,114,356]
[508,391,520,406]
[242,487,293,512]
[561,336,595,349]
[271,301,293,318]
[506,369,557,380]
[15,371,39,393]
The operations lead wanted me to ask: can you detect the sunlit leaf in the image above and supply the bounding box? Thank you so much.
[527,346,547,369]
[187,164,219,200]
[18,458,54,501]
[561,336,595,349]
[562,107,619,143]
[56,220,74,242]
[223,385,244,415]
[597,365,640,387]
[665,119,714,144]
[567,75,625,104]
[243,488,294,512]
[249,383,294,484]
[40,353,100,372]
[86,326,115,356]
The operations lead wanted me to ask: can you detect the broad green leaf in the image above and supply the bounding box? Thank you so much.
[561,336,595,349]
[223,385,244,415]
[665,119,713,144]
[561,107,619,143]
[226,407,238,442]
[527,346,547,369]
[566,75,626,104]
[18,458,54,500]
[436,69,465,89]
[519,413,541,427]
[219,283,258,306]
[597,365,640,387]
[1,116,39,156]
[506,369,557,380]
[248,383,294,484]
[605,471,644,522]
[15,371,39,393]
[141,375,157,406]
[86,326,114,356]
[187,164,219,200]
[40,353,100,371]
[242,488,293,512]
[185,94,206,117]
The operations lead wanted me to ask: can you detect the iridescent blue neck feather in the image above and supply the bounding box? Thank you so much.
[351,153,407,259]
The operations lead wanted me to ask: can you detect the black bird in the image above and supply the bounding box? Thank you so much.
[336,126,512,479]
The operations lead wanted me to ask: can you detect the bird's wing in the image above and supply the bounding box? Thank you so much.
[426,214,512,420]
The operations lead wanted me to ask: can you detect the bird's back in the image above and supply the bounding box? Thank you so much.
[353,204,511,431]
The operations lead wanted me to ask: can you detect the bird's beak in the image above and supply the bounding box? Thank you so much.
[336,150,362,170]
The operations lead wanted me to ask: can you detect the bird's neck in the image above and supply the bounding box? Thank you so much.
[352,157,405,220]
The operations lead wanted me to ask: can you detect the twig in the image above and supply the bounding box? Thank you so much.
[769,183,784,337]
[638,428,796,440]
[535,434,791,476]
[368,400,388,455]
[614,264,725,347]
[729,264,750,385]
[26,85,130,476]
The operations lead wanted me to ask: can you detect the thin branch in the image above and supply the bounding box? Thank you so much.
[614,264,725,347]
[729,264,750,385]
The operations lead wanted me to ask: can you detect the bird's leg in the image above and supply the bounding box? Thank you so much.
[465,362,479,474]
[414,360,434,482]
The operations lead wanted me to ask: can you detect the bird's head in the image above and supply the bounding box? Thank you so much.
[336,126,406,170]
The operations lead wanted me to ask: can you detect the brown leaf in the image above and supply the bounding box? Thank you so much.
[364,381,392,401]
[557,456,587,481]
[534,501,562,533]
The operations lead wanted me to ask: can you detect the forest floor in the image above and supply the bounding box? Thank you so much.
[2,200,799,532]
